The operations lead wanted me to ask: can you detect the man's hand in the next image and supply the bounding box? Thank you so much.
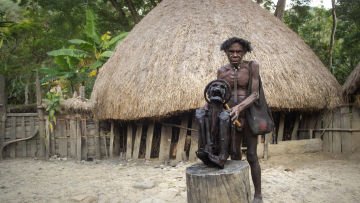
[230,105,241,122]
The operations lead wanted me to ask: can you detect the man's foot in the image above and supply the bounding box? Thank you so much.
[252,196,263,203]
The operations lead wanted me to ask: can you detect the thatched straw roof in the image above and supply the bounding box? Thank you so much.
[343,63,360,96]
[61,98,94,113]
[91,0,342,120]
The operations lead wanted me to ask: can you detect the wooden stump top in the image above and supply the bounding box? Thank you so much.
[186,160,249,176]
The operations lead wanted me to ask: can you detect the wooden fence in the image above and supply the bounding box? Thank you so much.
[1,106,359,161]
[321,106,360,153]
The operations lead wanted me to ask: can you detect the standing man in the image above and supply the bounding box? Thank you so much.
[218,37,262,203]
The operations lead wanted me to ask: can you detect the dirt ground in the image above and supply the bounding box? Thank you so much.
[0,152,359,203]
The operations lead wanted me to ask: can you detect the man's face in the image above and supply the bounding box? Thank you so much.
[226,43,245,67]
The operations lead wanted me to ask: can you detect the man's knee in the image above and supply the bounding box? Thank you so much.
[247,150,258,164]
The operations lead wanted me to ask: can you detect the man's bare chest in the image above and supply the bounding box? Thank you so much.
[221,68,250,88]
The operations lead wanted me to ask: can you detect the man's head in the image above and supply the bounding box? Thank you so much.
[221,37,252,67]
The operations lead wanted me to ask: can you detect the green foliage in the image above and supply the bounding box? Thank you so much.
[41,9,128,98]
[44,89,61,131]
[284,1,360,84]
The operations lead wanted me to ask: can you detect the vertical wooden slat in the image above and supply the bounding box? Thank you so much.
[109,120,114,158]
[341,107,352,153]
[70,117,77,158]
[58,119,67,157]
[0,74,5,158]
[132,124,143,159]
[145,122,155,160]
[159,125,172,161]
[50,119,56,156]
[82,119,88,160]
[352,107,360,152]
[100,129,108,158]
[76,117,82,160]
[20,116,27,157]
[94,120,101,159]
[125,124,133,160]
[176,116,189,162]
[291,115,300,140]
[332,108,341,153]
[264,132,271,160]
[277,113,285,143]
[257,135,264,158]
[189,116,199,162]
[29,117,37,157]
[10,116,16,158]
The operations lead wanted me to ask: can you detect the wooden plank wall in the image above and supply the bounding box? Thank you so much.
[2,114,40,158]
[321,106,360,154]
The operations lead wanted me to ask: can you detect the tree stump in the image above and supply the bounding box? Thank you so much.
[186,160,251,203]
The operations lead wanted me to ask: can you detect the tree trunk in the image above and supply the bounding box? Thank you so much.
[329,0,337,73]
[36,70,47,158]
[124,0,141,24]
[24,78,29,105]
[274,0,286,21]
[109,0,130,28]
[256,0,263,4]
[186,161,251,203]
[0,75,6,109]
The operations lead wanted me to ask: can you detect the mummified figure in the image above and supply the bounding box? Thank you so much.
[195,79,232,169]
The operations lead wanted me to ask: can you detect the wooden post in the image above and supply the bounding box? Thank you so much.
[20,116,27,157]
[36,71,47,158]
[176,116,189,162]
[94,120,101,159]
[291,115,300,140]
[352,107,360,152]
[186,161,251,203]
[69,116,77,158]
[159,124,172,162]
[309,129,313,139]
[277,113,285,143]
[145,122,155,160]
[10,116,16,158]
[29,117,37,157]
[341,107,352,153]
[332,108,341,153]
[76,116,82,160]
[125,123,133,160]
[132,123,142,159]
[58,119,68,157]
[0,74,6,158]
[81,119,88,160]
[189,116,199,162]
[109,120,114,158]
[257,135,264,158]
[264,132,271,160]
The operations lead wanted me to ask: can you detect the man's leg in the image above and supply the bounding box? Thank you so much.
[245,127,262,201]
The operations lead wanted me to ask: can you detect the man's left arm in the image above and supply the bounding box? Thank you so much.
[230,61,260,122]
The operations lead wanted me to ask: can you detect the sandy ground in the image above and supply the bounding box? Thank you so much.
[0,152,360,203]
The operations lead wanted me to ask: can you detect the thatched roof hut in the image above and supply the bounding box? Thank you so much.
[343,63,360,97]
[91,0,342,121]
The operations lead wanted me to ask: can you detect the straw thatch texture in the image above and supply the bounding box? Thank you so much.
[343,63,360,96]
[92,0,342,120]
[61,98,94,113]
